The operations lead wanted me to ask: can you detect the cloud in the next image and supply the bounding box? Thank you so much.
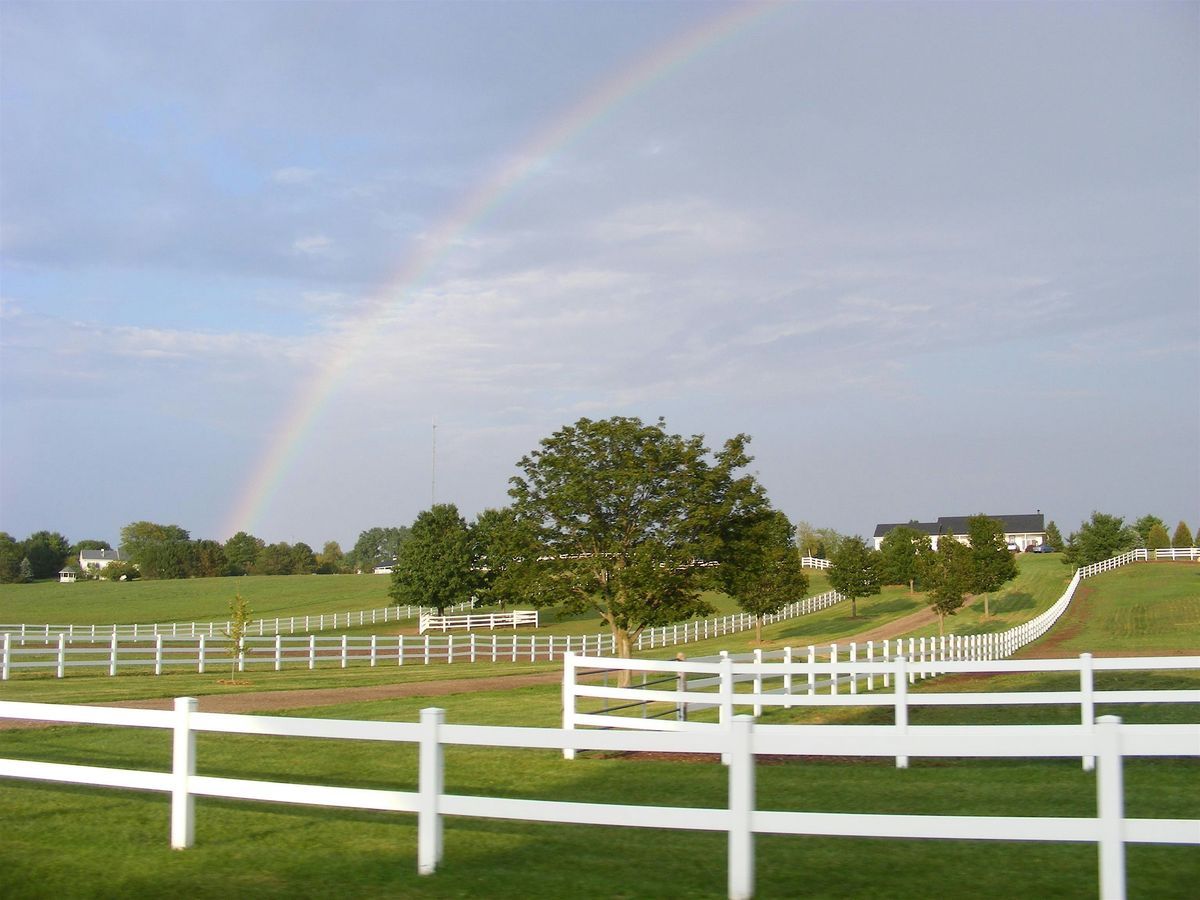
[272,166,318,185]
[292,235,334,256]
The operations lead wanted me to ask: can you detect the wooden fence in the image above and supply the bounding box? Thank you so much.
[0,698,1196,899]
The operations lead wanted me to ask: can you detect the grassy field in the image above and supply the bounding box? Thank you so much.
[1,561,1199,897]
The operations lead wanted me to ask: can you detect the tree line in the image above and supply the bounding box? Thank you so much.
[0,523,415,583]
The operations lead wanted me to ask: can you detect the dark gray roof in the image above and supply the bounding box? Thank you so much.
[79,549,126,562]
[875,513,1045,539]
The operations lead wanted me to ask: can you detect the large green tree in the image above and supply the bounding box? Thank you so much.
[389,504,476,615]
[497,416,789,667]
[877,526,931,593]
[316,541,346,574]
[1145,522,1171,551]
[1172,521,1194,549]
[223,531,264,576]
[920,534,972,636]
[0,532,23,583]
[828,537,881,618]
[120,521,191,578]
[965,514,1019,618]
[350,526,412,571]
[191,540,229,578]
[470,507,531,610]
[721,510,809,642]
[21,531,71,579]
[1061,512,1139,567]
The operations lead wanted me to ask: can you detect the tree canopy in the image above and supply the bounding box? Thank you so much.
[919,534,972,636]
[964,514,1018,617]
[719,509,808,641]
[1044,520,1064,551]
[827,537,881,617]
[351,526,412,570]
[1061,512,1138,567]
[1172,521,1194,549]
[494,416,797,662]
[877,526,930,593]
[389,504,476,615]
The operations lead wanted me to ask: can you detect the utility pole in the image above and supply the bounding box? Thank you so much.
[431,422,437,507]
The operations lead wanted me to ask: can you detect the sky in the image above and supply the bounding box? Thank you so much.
[1,0,1197,551]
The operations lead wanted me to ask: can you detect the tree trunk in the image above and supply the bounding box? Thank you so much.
[909,579,915,596]
[983,593,989,618]
[938,612,945,637]
[755,615,762,644]
[850,596,857,618]
[613,627,634,687]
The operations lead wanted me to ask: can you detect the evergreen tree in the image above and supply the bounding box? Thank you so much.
[1044,521,1064,551]
[1061,512,1138,567]
[1133,514,1167,547]
[1172,521,1194,549]
[1145,522,1171,551]
[18,557,33,582]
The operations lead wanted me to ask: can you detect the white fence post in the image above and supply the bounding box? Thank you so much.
[418,707,445,875]
[2,632,10,680]
[198,635,206,674]
[275,634,283,672]
[308,635,316,670]
[109,633,118,677]
[57,633,66,679]
[171,697,198,849]
[720,652,734,765]
[895,655,909,769]
[154,635,163,676]
[753,649,763,717]
[728,715,755,900]
[1080,652,1095,771]
[1096,715,1126,900]
[562,652,576,760]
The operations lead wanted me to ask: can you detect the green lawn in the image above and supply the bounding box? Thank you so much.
[0,574,395,625]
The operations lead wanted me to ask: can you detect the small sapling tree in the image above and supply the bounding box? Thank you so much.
[965,515,1018,618]
[920,536,972,636]
[226,592,251,679]
[828,537,881,618]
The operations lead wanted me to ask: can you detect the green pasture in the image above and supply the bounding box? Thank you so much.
[0,573,394,625]
[2,673,1198,899]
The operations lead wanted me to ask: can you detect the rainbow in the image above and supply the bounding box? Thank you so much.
[222,1,781,539]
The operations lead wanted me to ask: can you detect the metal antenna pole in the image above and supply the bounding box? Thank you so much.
[431,422,437,507]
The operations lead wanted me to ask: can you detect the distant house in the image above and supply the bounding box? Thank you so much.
[58,566,78,583]
[79,548,127,573]
[872,513,1046,552]
[373,561,396,575]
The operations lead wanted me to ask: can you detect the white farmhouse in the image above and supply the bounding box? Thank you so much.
[872,513,1046,552]
[79,548,128,573]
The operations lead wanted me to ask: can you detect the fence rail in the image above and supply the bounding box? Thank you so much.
[418,610,538,634]
[562,651,1200,771]
[0,698,1195,900]
[0,598,477,642]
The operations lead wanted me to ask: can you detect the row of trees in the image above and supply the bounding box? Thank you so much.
[0,521,417,583]
[826,515,1019,636]
[1059,512,1194,568]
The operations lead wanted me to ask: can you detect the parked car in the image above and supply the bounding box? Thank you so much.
[1035,544,1057,553]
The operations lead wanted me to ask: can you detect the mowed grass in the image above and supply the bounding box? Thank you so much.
[1017,561,1200,656]
[0,574,395,625]
[2,678,1198,899]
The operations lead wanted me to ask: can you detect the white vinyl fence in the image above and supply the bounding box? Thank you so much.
[0,630,614,680]
[0,598,476,642]
[562,651,1200,770]
[1,698,1196,900]
[418,610,538,634]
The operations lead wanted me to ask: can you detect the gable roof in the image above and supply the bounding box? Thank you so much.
[874,513,1045,539]
[79,549,127,562]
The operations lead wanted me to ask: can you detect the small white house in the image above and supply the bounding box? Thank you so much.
[79,548,127,573]
[58,567,78,583]
[373,563,395,575]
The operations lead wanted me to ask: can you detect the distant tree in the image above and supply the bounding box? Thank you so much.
[470,507,530,610]
[1172,521,1194,549]
[316,541,346,574]
[827,537,881,618]
[120,521,189,557]
[1061,512,1138,568]
[224,531,265,576]
[192,540,229,578]
[18,557,34,582]
[255,542,294,576]
[0,532,22,583]
[1145,522,1171,551]
[1044,520,1065,551]
[21,531,71,579]
[878,526,931,593]
[72,539,113,554]
[920,534,972,636]
[137,540,194,579]
[389,504,476,615]
[794,522,851,560]
[965,515,1019,618]
[723,510,809,642]
[1133,514,1167,547]
[350,526,412,571]
[289,542,317,574]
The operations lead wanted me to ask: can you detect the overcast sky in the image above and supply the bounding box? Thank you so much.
[1,1,1197,550]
